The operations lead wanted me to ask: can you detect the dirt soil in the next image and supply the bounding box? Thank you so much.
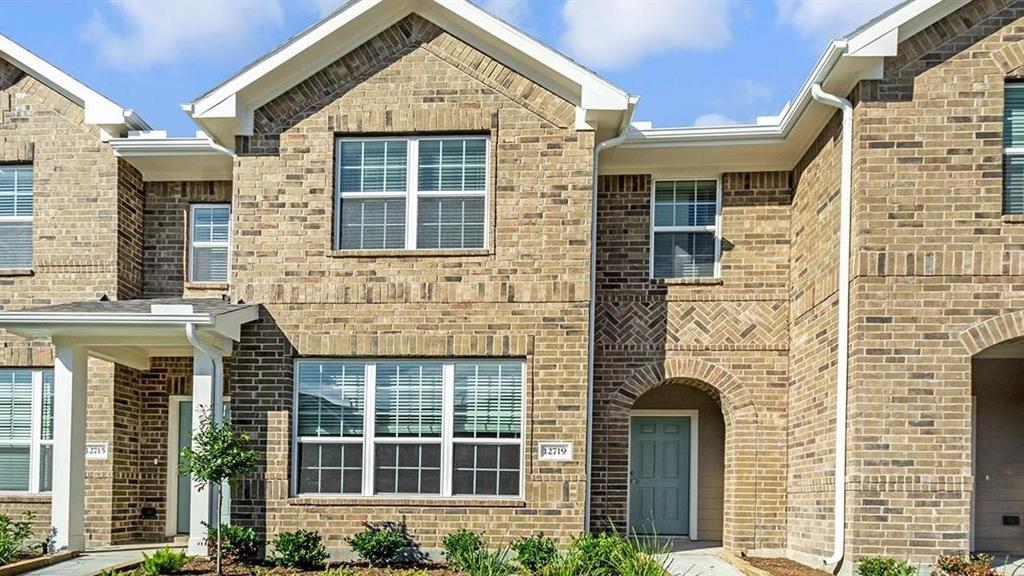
[746,557,834,576]
[172,557,464,575]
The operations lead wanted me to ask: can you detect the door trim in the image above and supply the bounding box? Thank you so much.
[627,409,699,540]
[165,395,231,537]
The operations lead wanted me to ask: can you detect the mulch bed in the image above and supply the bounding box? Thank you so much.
[170,557,463,575]
[746,557,834,576]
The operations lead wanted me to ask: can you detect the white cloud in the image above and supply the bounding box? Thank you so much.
[776,0,902,41]
[83,0,285,70]
[559,0,734,70]
[693,113,743,127]
[480,0,530,25]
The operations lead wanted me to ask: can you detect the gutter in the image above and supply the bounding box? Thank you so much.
[584,95,638,532]
[809,82,853,568]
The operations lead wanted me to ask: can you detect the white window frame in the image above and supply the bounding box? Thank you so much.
[292,358,525,500]
[188,203,231,283]
[0,165,34,269]
[0,369,53,494]
[1005,84,1024,214]
[649,177,723,279]
[333,135,490,250]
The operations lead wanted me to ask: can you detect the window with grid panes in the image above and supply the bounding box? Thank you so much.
[0,369,53,492]
[651,179,719,278]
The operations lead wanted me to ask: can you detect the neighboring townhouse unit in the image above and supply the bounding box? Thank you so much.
[0,0,1021,570]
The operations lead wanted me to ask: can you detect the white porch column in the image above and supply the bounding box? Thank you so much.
[187,348,224,557]
[51,341,88,552]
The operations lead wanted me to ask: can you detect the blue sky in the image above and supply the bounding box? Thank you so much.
[4,0,900,136]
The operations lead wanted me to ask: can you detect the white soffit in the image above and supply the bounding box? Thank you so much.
[608,0,969,173]
[184,0,629,145]
[0,33,149,138]
[110,136,234,181]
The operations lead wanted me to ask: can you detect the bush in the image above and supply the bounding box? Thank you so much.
[443,528,484,570]
[0,511,35,566]
[459,548,516,576]
[608,532,672,576]
[932,555,996,576]
[858,557,918,576]
[203,522,260,562]
[566,532,628,576]
[511,533,558,573]
[269,529,329,570]
[139,547,188,576]
[347,523,410,567]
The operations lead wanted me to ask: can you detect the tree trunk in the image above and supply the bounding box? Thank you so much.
[216,484,223,576]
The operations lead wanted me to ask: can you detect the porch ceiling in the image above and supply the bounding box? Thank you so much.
[0,298,259,370]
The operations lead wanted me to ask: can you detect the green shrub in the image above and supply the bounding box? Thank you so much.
[0,511,36,566]
[269,529,329,570]
[460,548,516,576]
[204,522,260,562]
[858,557,918,576]
[511,533,558,573]
[443,528,484,570]
[318,568,358,576]
[567,532,628,575]
[607,532,672,576]
[347,523,410,567]
[932,555,996,576]
[139,547,188,576]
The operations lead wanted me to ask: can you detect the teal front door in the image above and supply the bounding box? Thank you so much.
[176,400,231,534]
[629,416,691,535]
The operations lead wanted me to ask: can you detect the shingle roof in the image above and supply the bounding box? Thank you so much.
[20,297,251,317]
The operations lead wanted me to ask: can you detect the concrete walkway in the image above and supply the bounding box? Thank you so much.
[21,544,184,576]
[656,540,745,576]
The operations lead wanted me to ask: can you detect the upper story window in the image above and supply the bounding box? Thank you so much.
[1004,83,1024,215]
[335,136,488,251]
[294,359,523,498]
[0,165,33,269]
[0,369,54,493]
[189,204,231,283]
[650,179,720,279]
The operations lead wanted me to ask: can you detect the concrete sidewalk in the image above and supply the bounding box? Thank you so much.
[21,544,185,576]
[654,539,745,576]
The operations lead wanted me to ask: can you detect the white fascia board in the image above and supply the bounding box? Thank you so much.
[0,312,215,326]
[845,0,969,56]
[213,306,260,341]
[109,137,234,158]
[0,33,149,132]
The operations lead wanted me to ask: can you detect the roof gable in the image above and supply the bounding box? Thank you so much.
[184,0,630,147]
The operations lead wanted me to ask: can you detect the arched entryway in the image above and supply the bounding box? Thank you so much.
[629,380,725,541]
[961,314,1024,556]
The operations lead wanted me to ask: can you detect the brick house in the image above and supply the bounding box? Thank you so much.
[0,0,1021,570]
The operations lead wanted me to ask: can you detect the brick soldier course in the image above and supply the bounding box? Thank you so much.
[0,0,1022,567]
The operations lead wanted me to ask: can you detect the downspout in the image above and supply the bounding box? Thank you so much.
[810,83,853,568]
[585,96,638,532]
[185,322,225,425]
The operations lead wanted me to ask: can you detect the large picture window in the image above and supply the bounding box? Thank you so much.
[335,136,488,250]
[0,165,33,269]
[0,369,53,492]
[1004,83,1024,214]
[650,179,721,279]
[294,359,523,498]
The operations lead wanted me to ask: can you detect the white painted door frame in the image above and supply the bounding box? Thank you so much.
[165,395,231,537]
[627,409,699,540]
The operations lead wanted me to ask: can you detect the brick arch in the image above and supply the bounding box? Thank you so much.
[992,43,1024,77]
[960,309,1024,356]
[605,357,761,550]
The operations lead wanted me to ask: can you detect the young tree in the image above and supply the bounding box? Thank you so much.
[180,411,259,576]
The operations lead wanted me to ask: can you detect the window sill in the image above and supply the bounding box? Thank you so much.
[0,492,50,503]
[288,495,525,508]
[1002,214,1024,224]
[184,282,230,291]
[329,248,493,258]
[0,268,34,277]
[653,277,723,286]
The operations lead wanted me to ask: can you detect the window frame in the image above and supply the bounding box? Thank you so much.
[291,358,525,500]
[188,203,232,284]
[0,164,34,269]
[648,177,723,280]
[333,135,491,251]
[1004,83,1024,215]
[0,368,53,494]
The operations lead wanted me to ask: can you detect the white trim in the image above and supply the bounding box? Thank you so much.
[648,177,722,280]
[292,358,525,501]
[188,203,232,284]
[0,368,53,496]
[626,409,699,540]
[334,135,490,251]
[167,395,231,537]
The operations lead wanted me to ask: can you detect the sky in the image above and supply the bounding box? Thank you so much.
[3,0,902,136]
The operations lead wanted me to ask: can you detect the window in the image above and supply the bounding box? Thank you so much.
[0,369,53,492]
[651,179,720,279]
[0,165,33,269]
[189,204,231,283]
[335,136,488,250]
[1004,83,1024,214]
[294,359,523,498]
